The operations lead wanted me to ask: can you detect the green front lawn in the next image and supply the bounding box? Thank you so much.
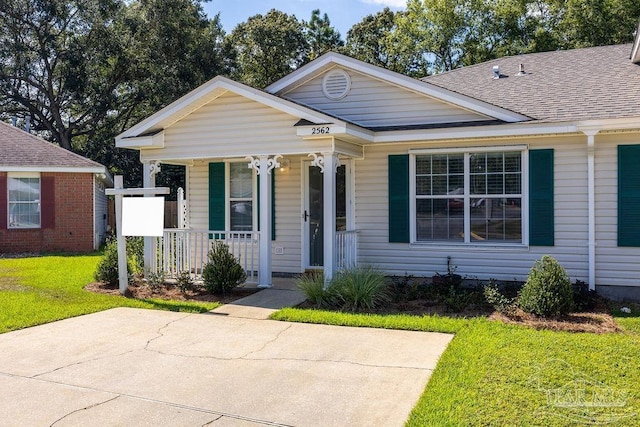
[272,308,640,426]
[0,254,219,334]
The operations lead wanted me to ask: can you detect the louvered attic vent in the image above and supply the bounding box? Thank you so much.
[322,69,351,100]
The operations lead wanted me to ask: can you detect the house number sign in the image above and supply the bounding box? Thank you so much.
[311,126,331,135]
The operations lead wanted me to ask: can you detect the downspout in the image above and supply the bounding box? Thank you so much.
[583,130,599,291]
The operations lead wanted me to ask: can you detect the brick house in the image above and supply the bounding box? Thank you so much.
[0,121,112,253]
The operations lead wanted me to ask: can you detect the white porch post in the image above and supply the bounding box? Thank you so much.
[252,155,280,288]
[143,161,159,272]
[322,152,338,285]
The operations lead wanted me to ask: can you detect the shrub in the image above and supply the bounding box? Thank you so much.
[518,255,574,317]
[94,238,141,286]
[145,269,165,289]
[296,271,336,308]
[484,280,517,315]
[176,271,195,293]
[572,279,598,311]
[332,266,388,311]
[202,241,246,294]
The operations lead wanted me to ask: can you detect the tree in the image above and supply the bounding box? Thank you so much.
[228,9,308,88]
[305,9,343,61]
[0,0,229,188]
[0,0,130,150]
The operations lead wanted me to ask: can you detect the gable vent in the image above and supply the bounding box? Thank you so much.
[322,69,351,100]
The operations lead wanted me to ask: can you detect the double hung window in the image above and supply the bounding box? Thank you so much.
[413,148,524,244]
[8,175,41,228]
[228,162,254,231]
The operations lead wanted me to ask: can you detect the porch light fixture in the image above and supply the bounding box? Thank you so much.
[278,158,291,173]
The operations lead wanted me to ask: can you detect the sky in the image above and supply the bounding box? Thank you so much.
[202,0,406,37]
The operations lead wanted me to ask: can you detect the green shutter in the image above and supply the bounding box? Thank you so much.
[208,163,225,236]
[256,171,276,241]
[388,154,410,243]
[529,149,554,246]
[618,145,640,246]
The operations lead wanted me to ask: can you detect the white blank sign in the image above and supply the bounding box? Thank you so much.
[122,197,165,237]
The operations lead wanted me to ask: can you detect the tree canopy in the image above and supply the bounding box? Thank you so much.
[0,0,638,186]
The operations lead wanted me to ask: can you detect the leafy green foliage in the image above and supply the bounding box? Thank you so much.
[483,280,517,315]
[519,255,574,317]
[176,270,195,293]
[331,266,388,311]
[145,269,165,289]
[228,9,308,88]
[94,238,143,286]
[297,266,388,311]
[202,241,246,294]
[305,9,343,60]
[296,271,336,308]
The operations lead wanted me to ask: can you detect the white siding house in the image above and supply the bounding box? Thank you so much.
[117,42,640,300]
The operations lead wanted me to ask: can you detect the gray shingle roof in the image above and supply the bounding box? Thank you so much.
[422,44,639,122]
[0,121,104,170]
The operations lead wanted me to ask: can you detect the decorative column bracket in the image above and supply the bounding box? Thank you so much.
[147,160,161,179]
[309,152,341,173]
[246,155,282,175]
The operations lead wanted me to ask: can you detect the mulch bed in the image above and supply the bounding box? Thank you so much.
[85,281,259,304]
[488,309,620,333]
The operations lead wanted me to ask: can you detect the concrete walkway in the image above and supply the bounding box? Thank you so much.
[0,286,454,426]
[211,278,307,319]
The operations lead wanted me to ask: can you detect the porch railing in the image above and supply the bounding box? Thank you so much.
[155,229,259,284]
[336,229,358,270]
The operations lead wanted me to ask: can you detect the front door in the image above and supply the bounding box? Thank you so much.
[303,161,349,268]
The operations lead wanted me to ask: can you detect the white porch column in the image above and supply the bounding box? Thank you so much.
[322,152,338,285]
[143,161,160,272]
[251,155,280,288]
[584,130,599,291]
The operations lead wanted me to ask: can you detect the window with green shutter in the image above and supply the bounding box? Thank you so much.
[388,154,410,243]
[618,145,640,246]
[208,162,225,234]
[529,149,554,246]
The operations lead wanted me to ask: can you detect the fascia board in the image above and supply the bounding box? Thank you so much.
[0,166,106,173]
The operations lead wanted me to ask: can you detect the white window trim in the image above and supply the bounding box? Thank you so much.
[7,172,42,229]
[225,160,257,232]
[409,146,529,246]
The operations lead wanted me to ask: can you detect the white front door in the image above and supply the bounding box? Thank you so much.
[302,160,351,269]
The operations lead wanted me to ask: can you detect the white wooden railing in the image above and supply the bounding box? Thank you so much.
[155,229,259,284]
[336,229,358,270]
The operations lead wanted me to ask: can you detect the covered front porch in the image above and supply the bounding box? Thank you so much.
[143,149,361,287]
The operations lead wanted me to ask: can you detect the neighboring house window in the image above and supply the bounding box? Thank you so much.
[412,149,524,244]
[8,174,41,228]
[228,162,254,231]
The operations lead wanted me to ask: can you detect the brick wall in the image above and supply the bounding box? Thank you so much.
[0,172,95,254]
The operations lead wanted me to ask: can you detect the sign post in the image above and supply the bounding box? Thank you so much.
[106,176,170,294]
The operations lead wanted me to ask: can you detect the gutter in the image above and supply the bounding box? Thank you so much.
[582,129,599,291]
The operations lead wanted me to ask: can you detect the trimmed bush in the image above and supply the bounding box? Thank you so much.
[94,238,142,286]
[518,255,574,317]
[202,241,246,294]
[332,266,388,311]
[176,271,195,293]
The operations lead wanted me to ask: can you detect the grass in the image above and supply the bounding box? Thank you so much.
[0,254,220,334]
[272,308,640,426]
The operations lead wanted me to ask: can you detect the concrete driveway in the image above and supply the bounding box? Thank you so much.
[0,308,452,426]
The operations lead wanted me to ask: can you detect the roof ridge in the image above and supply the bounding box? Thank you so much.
[423,43,634,81]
